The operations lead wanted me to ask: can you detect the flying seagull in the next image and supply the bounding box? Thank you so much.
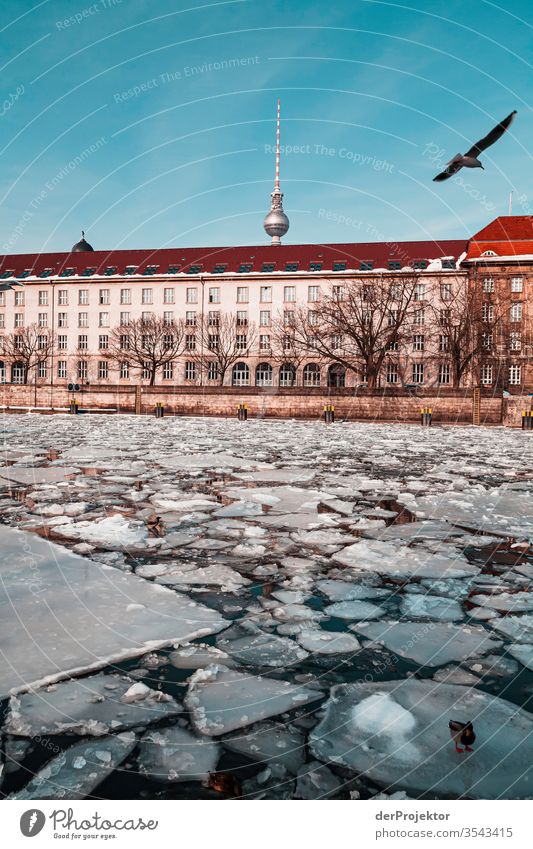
[433,110,517,182]
[0,280,24,291]
[0,280,24,292]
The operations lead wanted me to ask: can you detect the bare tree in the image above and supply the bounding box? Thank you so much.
[2,324,55,384]
[108,316,186,385]
[279,277,419,388]
[427,277,508,389]
[191,312,257,385]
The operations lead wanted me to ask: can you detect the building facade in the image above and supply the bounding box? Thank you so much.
[0,216,530,395]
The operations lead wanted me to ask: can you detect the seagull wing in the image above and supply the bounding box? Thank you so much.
[465,110,517,158]
[433,160,463,182]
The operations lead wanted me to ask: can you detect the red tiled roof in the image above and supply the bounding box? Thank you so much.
[0,238,467,279]
[466,216,533,259]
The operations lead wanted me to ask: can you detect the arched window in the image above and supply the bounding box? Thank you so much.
[256,362,273,387]
[11,362,26,384]
[481,250,497,257]
[279,363,296,387]
[327,364,346,388]
[303,363,321,387]
[232,362,250,386]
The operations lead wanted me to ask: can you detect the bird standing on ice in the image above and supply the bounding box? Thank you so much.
[433,111,516,181]
[449,720,476,753]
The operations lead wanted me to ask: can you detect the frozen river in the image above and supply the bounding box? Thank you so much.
[1,414,533,800]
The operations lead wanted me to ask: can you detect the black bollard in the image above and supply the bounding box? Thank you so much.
[237,404,248,421]
[522,411,533,430]
[154,402,164,418]
[69,399,78,415]
[324,404,335,423]
[420,407,432,426]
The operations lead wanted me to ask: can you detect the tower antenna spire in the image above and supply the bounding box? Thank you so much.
[275,98,281,192]
[508,191,513,215]
[263,98,289,246]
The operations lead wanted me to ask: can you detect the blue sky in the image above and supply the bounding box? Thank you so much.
[1,0,531,253]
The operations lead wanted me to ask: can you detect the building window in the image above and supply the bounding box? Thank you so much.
[99,312,110,327]
[282,286,296,303]
[120,289,131,305]
[186,288,198,304]
[414,283,426,301]
[38,290,48,306]
[482,332,493,350]
[332,284,345,301]
[412,363,424,384]
[58,290,68,306]
[480,364,493,385]
[509,365,522,385]
[360,261,373,271]
[185,361,196,381]
[439,334,449,352]
[38,313,48,328]
[279,363,296,386]
[120,362,129,379]
[511,277,523,293]
[185,311,196,326]
[79,289,89,305]
[232,362,249,386]
[510,303,523,322]
[509,332,522,351]
[308,310,319,326]
[439,309,450,326]
[262,263,275,273]
[99,289,110,305]
[438,363,451,384]
[208,287,220,303]
[78,335,88,350]
[77,360,88,380]
[163,288,175,304]
[0,293,5,306]
[236,286,248,303]
[57,361,67,379]
[58,335,67,350]
[388,339,399,351]
[98,361,108,380]
[413,334,424,351]
[213,264,226,274]
[482,303,494,322]
[256,362,273,386]
[185,334,196,351]
[163,361,173,380]
[285,262,299,272]
[0,314,4,328]
[236,310,248,326]
[386,363,398,384]
[208,333,219,350]
[387,309,398,326]
[57,313,67,328]
[307,335,318,349]
[303,363,320,387]
[207,362,219,381]
[14,313,24,328]
[259,334,271,352]
[283,310,294,326]
[259,310,271,327]
[140,288,152,305]
[260,286,272,303]
[142,362,150,380]
[208,311,219,326]
[38,362,47,379]
[413,309,425,326]
[163,334,173,351]
[482,277,494,293]
[309,262,322,272]
[120,312,130,325]
[78,312,88,328]
[99,334,109,350]
[235,334,247,352]
[440,283,452,301]
[163,311,174,326]
[308,285,319,302]
[119,334,129,350]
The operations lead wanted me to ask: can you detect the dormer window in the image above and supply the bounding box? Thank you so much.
[104,266,117,276]
[124,266,137,275]
[143,265,158,275]
[309,262,322,271]
[332,261,347,272]
[442,259,456,269]
[285,262,299,272]
[261,263,275,273]
[213,264,227,274]
[388,261,401,271]
[414,260,428,270]
[59,267,75,277]
[481,250,497,257]
[17,270,33,279]
[188,264,202,274]
[81,267,96,277]
[360,261,373,271]
[167,265,180,274]
[238,263,253,273]
[0,270,14,279]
